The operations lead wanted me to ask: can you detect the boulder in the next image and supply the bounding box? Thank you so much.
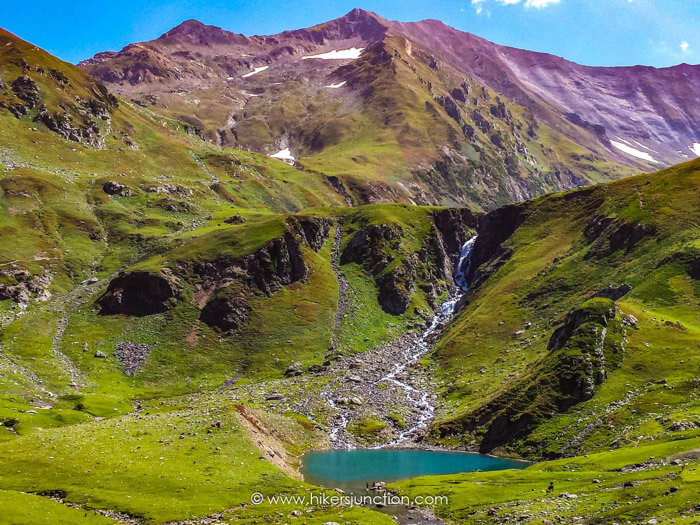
[284,362,302,377]
[103,181,130,196]
[199,294,248,332]
[98,271,176,316]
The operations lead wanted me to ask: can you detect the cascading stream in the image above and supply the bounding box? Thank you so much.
[322,235,478,448]
[377,235,477,447]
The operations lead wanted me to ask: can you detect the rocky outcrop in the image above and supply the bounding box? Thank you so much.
[466,202,528,288]
[431,208,478,260]
[288,216,330,252]
[0,268,52,306]
[33,105,104,147]
[102,181,130,196]
[548,298,617,351]
[340,210,475,314]
[341,223,414,314]
[591,283,633,301]
[11,75,39,108]
[584,215,656,259]
[438,298,623,454]
[199,294,248,331]
[196,217,329,331]
[248,232,307,294]
[98,271,176,316]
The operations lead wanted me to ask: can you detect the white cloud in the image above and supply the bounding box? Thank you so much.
[472,0,560,13]
[680,41,690,54]
[524,0,561,7]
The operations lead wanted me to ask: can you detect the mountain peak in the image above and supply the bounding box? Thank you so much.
[157,18,248,46]
[274,8,388,44]
[341,8,383,21]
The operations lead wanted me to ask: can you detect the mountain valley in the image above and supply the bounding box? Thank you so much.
[0,11,698,524]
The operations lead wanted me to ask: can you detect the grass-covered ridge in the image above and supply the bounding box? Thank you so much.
[430,158,700,459]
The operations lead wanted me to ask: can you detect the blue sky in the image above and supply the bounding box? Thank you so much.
[0,0,697,67]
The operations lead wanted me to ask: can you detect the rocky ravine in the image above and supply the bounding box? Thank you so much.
[318,236,477,448]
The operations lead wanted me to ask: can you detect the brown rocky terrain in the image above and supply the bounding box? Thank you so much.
[77,9,700,210]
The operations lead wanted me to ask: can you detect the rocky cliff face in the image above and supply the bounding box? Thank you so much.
[438,298,625,454]
[340,209,476,315]
[97,217,330,331]
[98,272,177,316]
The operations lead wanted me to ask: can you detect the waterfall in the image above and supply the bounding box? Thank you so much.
[376,234,478,447]
[454,235,477,292]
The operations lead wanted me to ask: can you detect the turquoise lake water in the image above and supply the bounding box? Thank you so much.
[301,449,528,493]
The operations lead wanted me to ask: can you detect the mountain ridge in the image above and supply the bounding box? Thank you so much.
[76,9,699,212]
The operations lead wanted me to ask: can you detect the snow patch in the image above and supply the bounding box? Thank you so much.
[690,143,700,157]
[631,139,655,152]
[269,148,295,164]
[324,81,347,89]
[302,47,363,60]
[241,66,268,78]
[611,140,659,164]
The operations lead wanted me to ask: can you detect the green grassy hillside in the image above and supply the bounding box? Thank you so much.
[430,159,699,459]
[0,25,698,525]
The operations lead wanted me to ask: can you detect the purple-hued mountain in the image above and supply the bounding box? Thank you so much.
[79,9,700,207]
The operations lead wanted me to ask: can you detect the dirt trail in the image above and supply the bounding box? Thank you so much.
[48,272,120,390]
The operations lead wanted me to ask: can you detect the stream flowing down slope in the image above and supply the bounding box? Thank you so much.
[320,236,478,448]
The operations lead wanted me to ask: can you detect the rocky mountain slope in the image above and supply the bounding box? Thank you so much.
[79,9,699,209]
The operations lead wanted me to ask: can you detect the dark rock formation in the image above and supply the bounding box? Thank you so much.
[468,202,528,287]
[102,181,130,196]
[195,217,329,331]
[288,216,330,252]
[325,175,353,204]
[246,232,307,295]
[223,214,245,224]
[98,271,176,316]
[340,223,414,314]
[471,109,491,134]
[584,215,656,259]
[548,298,617,351]
[11,75,40,108]
[0,268,51,306]
[450,87,467,103]
[591,283,633,301]
[199,294,248,332]
[33,105,102,146]
[340,210,476,314]
[376,268,412,315]
[435,96,462,124]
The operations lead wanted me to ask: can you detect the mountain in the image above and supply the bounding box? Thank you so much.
[0,19,698,525]
[79,9,700,209]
